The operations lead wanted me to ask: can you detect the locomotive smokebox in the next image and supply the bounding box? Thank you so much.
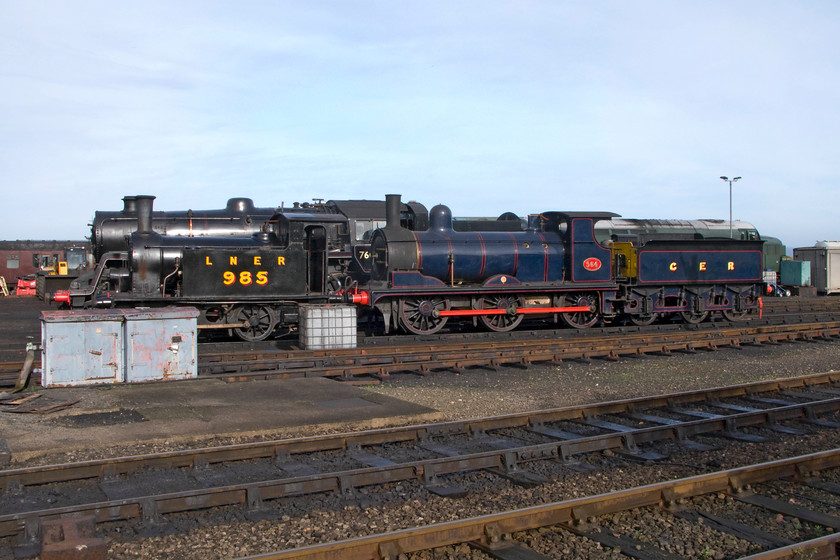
[135,195,156,233]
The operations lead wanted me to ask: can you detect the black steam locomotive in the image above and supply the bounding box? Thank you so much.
[358,195,764,334]
[60,196,338,340]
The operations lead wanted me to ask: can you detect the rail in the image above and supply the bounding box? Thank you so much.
[235,449,840,559]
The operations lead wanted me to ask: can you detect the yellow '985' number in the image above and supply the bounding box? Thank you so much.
[223,271,268,286]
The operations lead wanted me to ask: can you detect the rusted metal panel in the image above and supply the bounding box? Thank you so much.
[40,309,124,387]
[123,307,198,382]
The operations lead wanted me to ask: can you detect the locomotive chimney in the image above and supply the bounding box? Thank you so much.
[122,196,137,215]
[385,194,401,231]
[134,195,156,233]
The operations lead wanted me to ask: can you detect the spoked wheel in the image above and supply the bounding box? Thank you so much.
[231,305,276,342]
[399,296,449,335]
[477,295,524,332]
[722,308,750,321]
[559,293,599,329]
[679,311,709,324]
[628,312,658,326]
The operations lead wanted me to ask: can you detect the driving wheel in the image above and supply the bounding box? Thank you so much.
[477,295,524,332]
[398,297,449,335]
[231,305,276,342]
[559,293,599,329]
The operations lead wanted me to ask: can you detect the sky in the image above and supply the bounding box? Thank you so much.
[1,1,838,252]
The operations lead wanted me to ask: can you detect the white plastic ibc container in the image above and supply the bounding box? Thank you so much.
[299,304,357,350]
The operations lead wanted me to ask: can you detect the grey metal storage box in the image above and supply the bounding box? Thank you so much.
[123,307,199,382]
[299,304,357,350]
[780,260,811,287]
[793,242,840,295]
[41,309,125,387]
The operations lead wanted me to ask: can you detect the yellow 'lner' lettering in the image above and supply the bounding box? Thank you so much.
[229,256,238,266]
[253,256,261,266]
[205,256,213,266]
[277,256,286,266]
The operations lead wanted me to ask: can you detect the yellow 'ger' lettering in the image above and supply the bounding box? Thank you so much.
[669,262,677,271]
[728,261,735,270]
[699,262,706,271]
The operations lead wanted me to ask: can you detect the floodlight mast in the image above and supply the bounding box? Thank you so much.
[719,176,742,238]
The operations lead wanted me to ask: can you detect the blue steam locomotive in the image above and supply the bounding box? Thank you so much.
[357,195,763,334]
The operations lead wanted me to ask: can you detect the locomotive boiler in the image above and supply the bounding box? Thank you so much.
[90,196,284,261]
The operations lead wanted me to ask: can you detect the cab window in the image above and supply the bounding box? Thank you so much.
[274,220,289,248]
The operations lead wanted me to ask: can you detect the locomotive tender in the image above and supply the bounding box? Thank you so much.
[595,217,785,273]
[358,195,764,334]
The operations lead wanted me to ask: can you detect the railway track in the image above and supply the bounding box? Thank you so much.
[1,296,839,385]
[245,449,840,559]
[2,372,840,554]
[3,316,840,389]
[201,320,840,381]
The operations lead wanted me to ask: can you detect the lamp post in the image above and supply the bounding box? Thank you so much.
[719,176,741,238]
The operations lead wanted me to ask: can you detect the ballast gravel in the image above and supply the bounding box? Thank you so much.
[3,338,840,560]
